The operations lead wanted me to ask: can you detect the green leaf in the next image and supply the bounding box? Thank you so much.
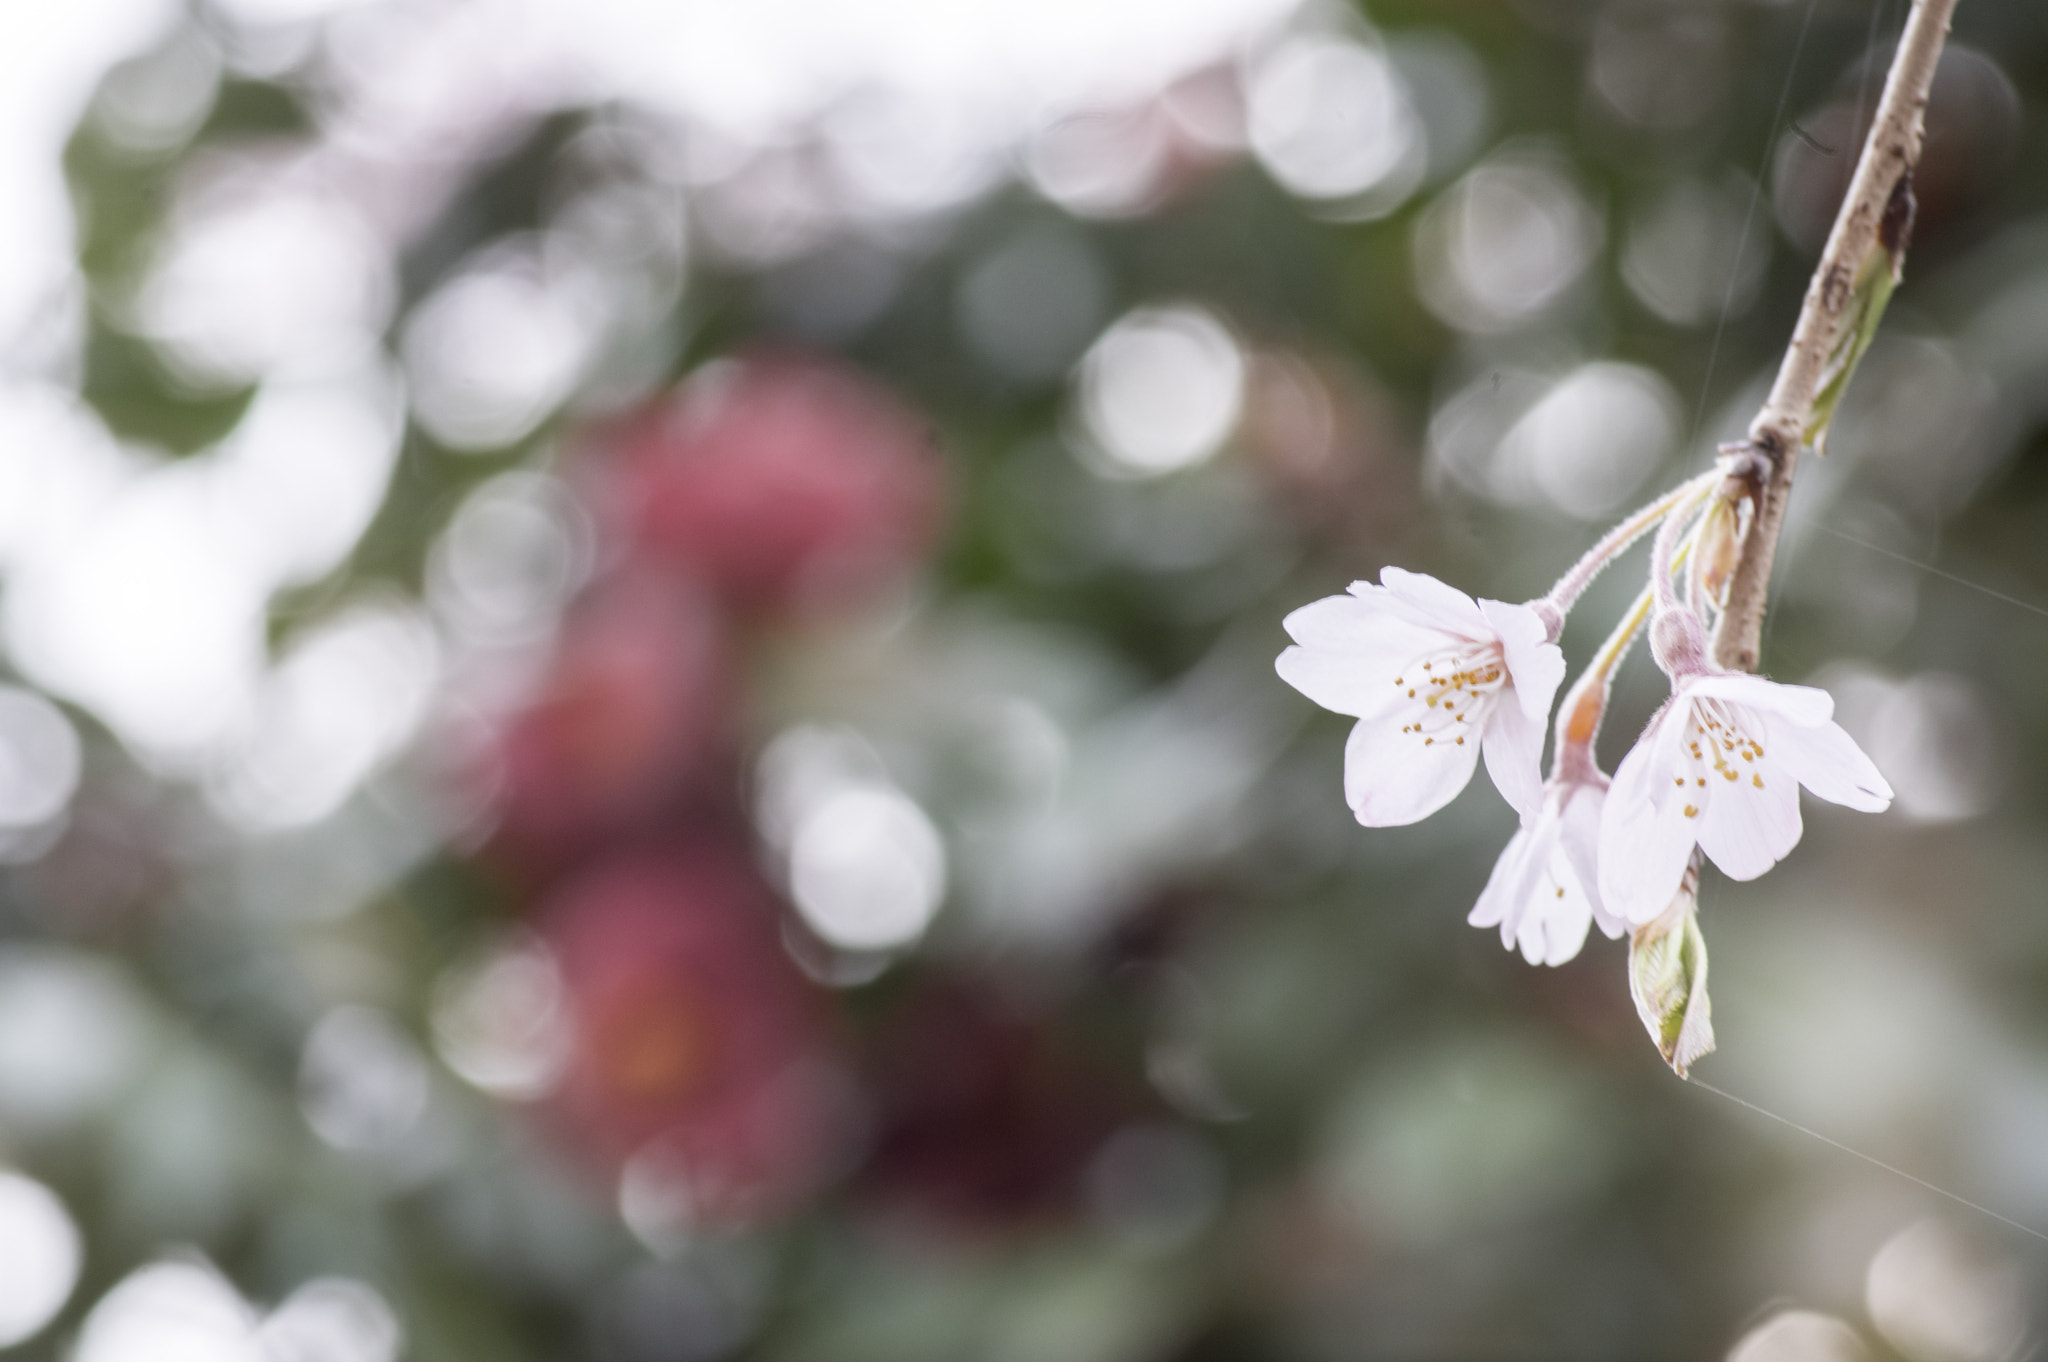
[1807,174,1915,455]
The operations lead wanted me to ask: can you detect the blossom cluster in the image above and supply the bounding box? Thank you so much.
[1275,465,1892,1073]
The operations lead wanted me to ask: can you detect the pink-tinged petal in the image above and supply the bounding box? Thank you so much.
[1600,714,1699,924]
[1283,593,1443,656]
[1470,826,1543,949]
[1767,715,1894,812]
[1375,566,1489,638]
[1696,753,1802,880]
[1687,673,1833,726]
[1342,712,1482,827]
[1480,597,1566,720]
[1481,694,1544,820]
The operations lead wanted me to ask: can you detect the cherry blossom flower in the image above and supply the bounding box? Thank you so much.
[1598,671,1893,925]
[1276,567,1566,825]
[1469,580,1651,966]
[1469,772,1624,965]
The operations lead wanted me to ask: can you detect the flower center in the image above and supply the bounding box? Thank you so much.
[1672,698,1766,815]
[1393,641,1506,748]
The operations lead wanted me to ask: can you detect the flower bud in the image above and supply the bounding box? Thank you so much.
[1627,860,1714,1077]
[1648,605,1708,681]
[1693,496,1746,608]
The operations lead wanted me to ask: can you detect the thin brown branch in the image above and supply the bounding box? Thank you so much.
[1711,0,1959,674]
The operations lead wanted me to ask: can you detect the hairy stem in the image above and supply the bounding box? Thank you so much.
[1711,0,1958,674]
[1544,471,1720,617]
[1555,583,1656,778]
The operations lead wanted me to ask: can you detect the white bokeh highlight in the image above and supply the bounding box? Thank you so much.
[1246,34,1422,207]
[256,1278,404,1362]
[758,726,947,954]
[1414,146,1602,333]
[0,949,153,1135]
[1622,173,1768,328]
[298,1007,432,1154]
[1491,362,1679,518]
[427,471,591,647]
[1078,305,1245,478]
[0,1172,82,1347]
[430,936,573,1101]
[208,602,440,832]
[136,189,393,387]
[790,785,947,952]
[403,254,607,451]
[1,368,402,773]
[76,1261,261,1362]
[1820,667,2005,824]
[0,687,81,829]
[1429,362,1678,519]
[1725,1310,1871,1362]
[1866,1219,2024,1362]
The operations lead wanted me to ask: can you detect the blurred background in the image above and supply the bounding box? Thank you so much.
[0,0,2043,1357]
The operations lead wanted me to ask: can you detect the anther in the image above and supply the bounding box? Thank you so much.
[1684,805,1699,818]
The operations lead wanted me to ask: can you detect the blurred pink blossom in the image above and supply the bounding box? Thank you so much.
[541,846,847,1224]
[588,352,946,616]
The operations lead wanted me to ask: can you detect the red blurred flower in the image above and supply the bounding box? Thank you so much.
[541,846,847,1224]
[482,569,732,875]
[586,352,945,615]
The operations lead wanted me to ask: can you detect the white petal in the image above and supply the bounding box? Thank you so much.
[1284,592,1443,656]
[1556,781,1621,936]
[1277,645,1401,719]
[1479,597,1565,721]
[1588,898,1627,941]
[1687,672,1833,726]
[1768,715,1894,812]
[1470,825,1543,946]
[1599,713,1699,924]
[1521,868,1593,966]
[1342,711,1481,826]
[1696,753,1802,880]
[1375,566,1489,638]
[1276,595,1445,717]
[1480,690,1544,820]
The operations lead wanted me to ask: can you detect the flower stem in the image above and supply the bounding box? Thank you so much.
[1543,471,1721,618]
[1555,583,1655,778]
[1711,0,1958,673]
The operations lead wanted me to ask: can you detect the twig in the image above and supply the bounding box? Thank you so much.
[1710,0,1958,674]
